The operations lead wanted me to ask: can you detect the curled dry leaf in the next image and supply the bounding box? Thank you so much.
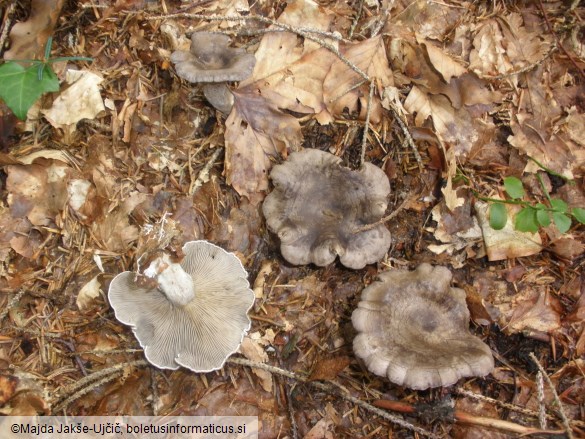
[76,275,101,311]
[323,35,394,121]
[469,13,551,78]
[6,160,71,227]
[42,70,105,137]
[4,0,66,60]
[225,0,333,203]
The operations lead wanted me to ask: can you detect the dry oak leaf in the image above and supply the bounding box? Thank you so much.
[6,159,72,226]
[416,34,466,83]
[323,35,393,121]
[90,192,148,253]
[42,70,105,135]
[469,13,551,78]
[4,0,66,61]
[404,85,478,156]
[225,89,301,205]
[225,0,334,203]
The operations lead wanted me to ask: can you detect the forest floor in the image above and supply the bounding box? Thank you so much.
[0,0,584,438]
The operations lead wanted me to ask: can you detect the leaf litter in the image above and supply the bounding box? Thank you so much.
[0,0,584,438]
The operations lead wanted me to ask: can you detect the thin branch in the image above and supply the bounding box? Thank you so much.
[144,13,369,81]
[189,147,222,196]
[352,196,410,234]
[359,81,376,169]
[529,352,575,439]
[227,357,439,439]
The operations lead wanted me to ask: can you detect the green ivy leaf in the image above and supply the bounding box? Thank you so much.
[552,212,571,233]
[572,207,585,224]
[535,203,550,227]
[504,176,525,199]
[0,62,59,120]
[515,207,539,233]
[489,202,507,230]
[549,198,568,214]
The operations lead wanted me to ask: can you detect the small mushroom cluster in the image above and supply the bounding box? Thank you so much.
[170,32,256,113]
[263,149,391,269]
[108,240,254,372]
[352,263,494,390]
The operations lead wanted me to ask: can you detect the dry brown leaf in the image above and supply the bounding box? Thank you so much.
[4,0,66,60]
[469,13,551,78]
[0,374,18,406]
[225,89,300,204]
[323,35,393,120]
[507,289,562,335]
[6,160,72,226]
[404,86,478,155]
[475,201,542,261]
[42,70,105,138]
[239,334,273,393]
[308,356,350,381]
[417,34,466,82]
[91,192,147,253]
[76,275,101,311]
[224,0,335,202]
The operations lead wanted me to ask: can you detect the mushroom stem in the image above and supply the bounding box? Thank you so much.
[144,254,196,306]
[202,82,234,114]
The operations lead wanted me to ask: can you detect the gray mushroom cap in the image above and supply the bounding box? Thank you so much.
[170,32,256,113]
[108,240,255,372]
[262,149,391,269]
[352,263,494,390]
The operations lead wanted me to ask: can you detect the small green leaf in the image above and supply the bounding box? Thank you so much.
[515,207,539,233]
[0,62,59,120]
[535,203,550,227]
[489,202,508,230]
[572,207,585,224]
[504,176,525,199]
[552,212,571,233]
[549,198,568,214]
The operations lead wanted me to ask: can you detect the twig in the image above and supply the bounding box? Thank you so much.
[0,289,26,323]
[359,81,376,169]
[352,196,410,234]
[51,360,148,412]
[529,352,575,439]
[144,13,370,81]
[189,147,222,196]
[52,371,125,413]
[455,387,585,428]
[227,357,439,438]
[348,0,365,39]
[385,98,423,171]
[374,399,565,436]
[536,0,585,79]
[536,371,547,429]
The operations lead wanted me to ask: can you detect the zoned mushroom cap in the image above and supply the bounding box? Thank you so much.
[352,263,494,390]
[262,148,391,269]
[108,240,255,372]
[170,32,256,83]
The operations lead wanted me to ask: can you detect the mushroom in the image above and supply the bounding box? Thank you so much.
[108,240,255,372]
[262,148,391,269]
[352,263,494,390]
[170,32,256,113]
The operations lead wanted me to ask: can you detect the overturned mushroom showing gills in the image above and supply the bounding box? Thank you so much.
[108,240,255,372]
[263,148,391,269]
[170,32,256,113]
[352,263,494,390]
